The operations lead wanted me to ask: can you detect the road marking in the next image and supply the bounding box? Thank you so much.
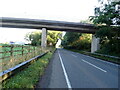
[71,54,77,57]
[58,51,72,89]
[96,58,119,67]
[72,51,119,67]
[86,55,119,67]
[82,59,107,72]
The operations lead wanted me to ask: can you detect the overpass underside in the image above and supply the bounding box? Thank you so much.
[1,17,97,34]
[0,17,99,52]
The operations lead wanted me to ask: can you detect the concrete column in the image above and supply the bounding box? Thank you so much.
[91,35,100,53]
[41,28,47,47]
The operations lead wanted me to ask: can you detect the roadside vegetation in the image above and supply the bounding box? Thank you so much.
[89,1,120,57]
[62,1,120,61]
[1,30,60,88]
[62,32,92,52]
[2,49,55,88]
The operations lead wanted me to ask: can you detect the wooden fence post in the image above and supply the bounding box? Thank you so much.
[22,45,24,56]
[34,46,35,57]
[29,46,30,53]
[11,45,13,56]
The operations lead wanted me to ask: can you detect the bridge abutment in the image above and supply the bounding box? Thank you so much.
[91,35,100,53]
[41,28,47,48]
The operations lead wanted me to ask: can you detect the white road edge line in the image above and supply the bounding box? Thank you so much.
[85,55,119,67]
[73,51,119,67]
[58,51,72,89]
[71,54,77,57]
[82,59,107,73]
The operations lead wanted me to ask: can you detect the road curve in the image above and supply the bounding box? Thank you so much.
[36,49,119,89]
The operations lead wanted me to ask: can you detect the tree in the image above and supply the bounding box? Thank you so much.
[47,31,62,46]
[62,32,92,51]
[90,1,120,56]
[25,31,41,46]
[90,2,120,25]
[61,32,81,47]
[25,30,62,46]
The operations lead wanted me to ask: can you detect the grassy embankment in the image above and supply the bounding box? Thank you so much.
[2,49,55,88]
[66,49,120,64]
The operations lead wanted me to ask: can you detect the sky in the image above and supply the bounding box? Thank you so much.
[0,0,99,43]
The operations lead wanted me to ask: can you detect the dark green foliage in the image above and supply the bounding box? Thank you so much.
[90,1,120,56]
[62,32,81,46]
[62,32,92,51]
[61,32,81,49]
[90,2,120,26]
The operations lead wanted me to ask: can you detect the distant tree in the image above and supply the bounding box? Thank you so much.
[71,34,92,51]
[61,32,81,47]
[47,31,62,46]
[62,32,92,51]
[25,31,41,46]
[25,31,62,46]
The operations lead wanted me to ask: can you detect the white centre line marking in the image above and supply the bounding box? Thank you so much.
[82,59,107,72]
[71,54,77,57]
[58,51,72,89]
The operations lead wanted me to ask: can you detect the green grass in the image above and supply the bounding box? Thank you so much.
[2,49,55,88]
[66,49,120,64]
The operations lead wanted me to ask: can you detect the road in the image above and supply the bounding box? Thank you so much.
[36,49,119,89]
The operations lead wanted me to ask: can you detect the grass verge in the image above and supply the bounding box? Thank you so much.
[2,49,55,88]
[66,49,120,65]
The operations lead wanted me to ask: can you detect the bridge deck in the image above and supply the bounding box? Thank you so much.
[0,17,97,33]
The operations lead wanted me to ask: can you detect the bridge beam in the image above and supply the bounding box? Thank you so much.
[41,28,47,47]
[91,35,100,53]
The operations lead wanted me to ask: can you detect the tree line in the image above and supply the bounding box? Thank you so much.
[62,1,120,57]
[25,30,62,47]
[61,32,92,51]
[90,1,120,56]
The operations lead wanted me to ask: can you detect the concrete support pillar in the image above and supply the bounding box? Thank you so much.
[41,28,47,47]
[91,35,100,53]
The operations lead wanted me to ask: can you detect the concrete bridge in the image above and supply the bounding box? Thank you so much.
[0,17,100,53]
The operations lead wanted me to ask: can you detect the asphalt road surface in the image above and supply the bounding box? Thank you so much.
[36,49,119,89]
